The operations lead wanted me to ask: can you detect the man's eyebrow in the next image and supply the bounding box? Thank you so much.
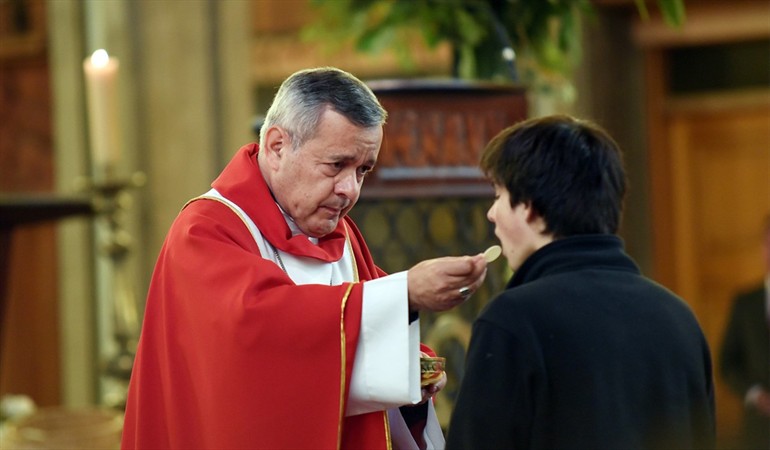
[327,153,377,167]
[326,152,354,161]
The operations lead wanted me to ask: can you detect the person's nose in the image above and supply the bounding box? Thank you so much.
[335,170,360,200]
[486,204,496,223]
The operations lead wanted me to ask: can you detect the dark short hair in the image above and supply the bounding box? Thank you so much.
[480,114,627,237]
[260,67,387,149]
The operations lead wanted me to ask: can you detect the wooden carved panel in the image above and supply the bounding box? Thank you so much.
[365,79,527,198]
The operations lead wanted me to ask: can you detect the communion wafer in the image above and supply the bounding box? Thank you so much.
[483,245,502,263]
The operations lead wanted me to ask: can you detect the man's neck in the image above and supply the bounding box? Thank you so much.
[275,201,319,244]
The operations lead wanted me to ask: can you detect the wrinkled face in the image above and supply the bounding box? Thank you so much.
[265,109,382,238]
[487,184,549,272]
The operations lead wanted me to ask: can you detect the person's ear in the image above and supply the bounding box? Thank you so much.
[263,126,289,168]
[264,126,288,153]
[525,203,548,233]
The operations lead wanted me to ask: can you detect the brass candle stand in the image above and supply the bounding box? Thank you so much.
[76,170,146,410]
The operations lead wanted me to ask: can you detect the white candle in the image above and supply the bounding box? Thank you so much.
[83,49,122,172]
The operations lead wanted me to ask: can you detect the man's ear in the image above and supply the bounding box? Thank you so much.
[263,126,289,168]
[265,126,290,153]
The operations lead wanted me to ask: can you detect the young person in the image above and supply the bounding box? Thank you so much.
[446,115,715,449]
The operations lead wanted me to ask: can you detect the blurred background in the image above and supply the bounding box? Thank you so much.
[1,0,768,447]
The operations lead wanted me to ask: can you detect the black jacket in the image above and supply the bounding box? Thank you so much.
[447,235,716,450]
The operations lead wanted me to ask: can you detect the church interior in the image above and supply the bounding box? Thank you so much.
[1,0,768,447]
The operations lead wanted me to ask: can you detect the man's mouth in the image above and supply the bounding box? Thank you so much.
[321,205,343,216]
[323,201,349,215]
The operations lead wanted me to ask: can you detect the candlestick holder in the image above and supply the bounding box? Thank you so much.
[76,170,146,410]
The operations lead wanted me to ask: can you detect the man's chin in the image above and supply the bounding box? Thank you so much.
[305,219,339,238]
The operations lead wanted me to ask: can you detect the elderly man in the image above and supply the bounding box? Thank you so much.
[122,67,487,449]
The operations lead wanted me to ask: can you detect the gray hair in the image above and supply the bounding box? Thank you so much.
[259,67,387,149]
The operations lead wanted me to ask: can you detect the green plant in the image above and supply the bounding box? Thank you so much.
[305,0,685,82]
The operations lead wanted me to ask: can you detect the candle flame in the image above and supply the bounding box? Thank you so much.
[91,49,110,68]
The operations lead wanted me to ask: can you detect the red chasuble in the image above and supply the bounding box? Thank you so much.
[122,144,394,449]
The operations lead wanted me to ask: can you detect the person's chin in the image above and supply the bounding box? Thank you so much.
[308,218,339,238]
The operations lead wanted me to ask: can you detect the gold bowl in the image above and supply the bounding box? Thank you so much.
[420,356,446,386]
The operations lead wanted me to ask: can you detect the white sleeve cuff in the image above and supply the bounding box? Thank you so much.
[345,271,422,416]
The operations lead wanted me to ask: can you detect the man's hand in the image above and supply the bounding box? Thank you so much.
[420,371,447,404]
[407,254,487,312]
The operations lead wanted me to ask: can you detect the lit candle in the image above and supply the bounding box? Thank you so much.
[83,49,122,173]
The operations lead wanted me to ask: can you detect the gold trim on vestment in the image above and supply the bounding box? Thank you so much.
[384,410,393,450]
[186,195,251,230]
[337,281,355,450]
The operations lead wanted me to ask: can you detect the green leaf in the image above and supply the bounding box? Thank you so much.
[659,0,686,27]
[634,0,650,21]
[302,0,686,81]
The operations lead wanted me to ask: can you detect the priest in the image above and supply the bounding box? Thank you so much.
[121,67,488,449]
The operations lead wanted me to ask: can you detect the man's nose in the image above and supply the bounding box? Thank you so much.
[335,171,360,199]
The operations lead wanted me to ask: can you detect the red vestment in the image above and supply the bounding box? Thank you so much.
[122,144,397,449]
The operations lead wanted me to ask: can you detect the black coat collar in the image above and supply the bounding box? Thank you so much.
[508,234,640,289]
